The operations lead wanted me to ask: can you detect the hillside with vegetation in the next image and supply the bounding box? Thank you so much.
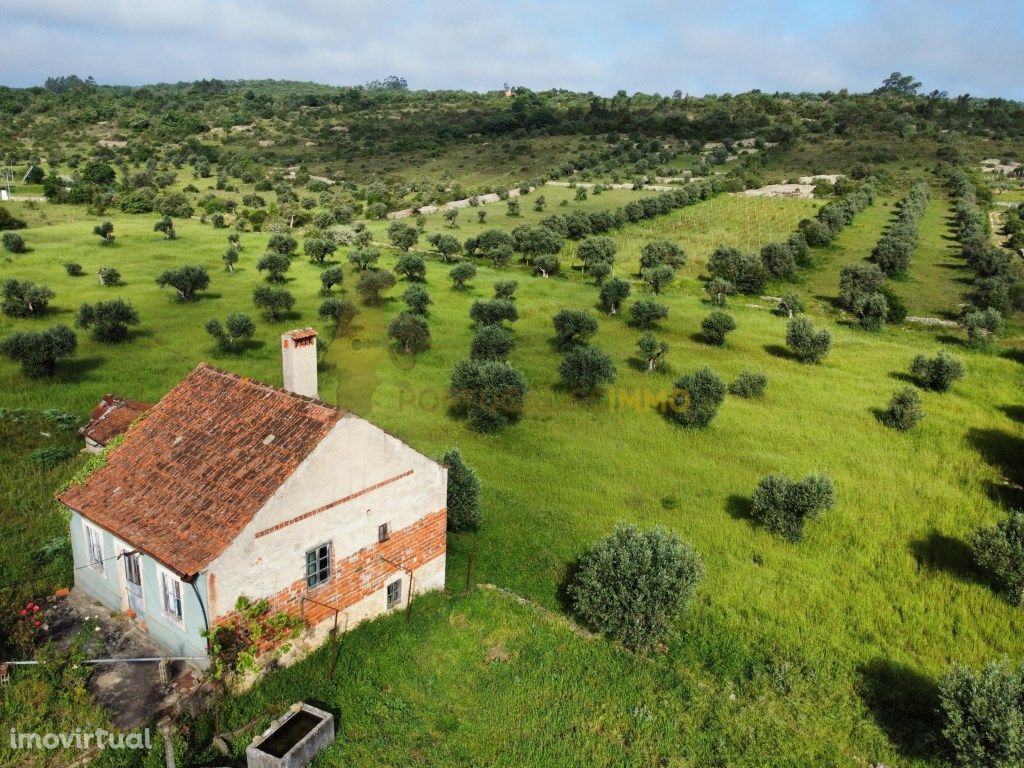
[0,75,1022,768]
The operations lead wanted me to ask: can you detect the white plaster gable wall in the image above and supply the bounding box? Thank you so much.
[207,413,447,618]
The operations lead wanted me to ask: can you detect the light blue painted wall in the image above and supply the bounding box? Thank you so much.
[70,511,210,666]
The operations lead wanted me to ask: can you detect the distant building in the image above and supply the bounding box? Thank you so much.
[81,395,152,453]
[58,329,447,667]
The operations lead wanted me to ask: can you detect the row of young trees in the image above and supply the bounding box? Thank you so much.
[871,181,929,277]
[946,167,1021,345]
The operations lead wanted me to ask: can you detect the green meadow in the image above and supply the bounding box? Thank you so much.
[1,185,1022,766]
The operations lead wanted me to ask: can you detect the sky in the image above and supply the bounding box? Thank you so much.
[1,0,1023,99]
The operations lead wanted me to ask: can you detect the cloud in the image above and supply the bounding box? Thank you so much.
[0,0,1021,98]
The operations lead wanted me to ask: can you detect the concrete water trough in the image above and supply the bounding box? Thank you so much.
[246,703,334,768]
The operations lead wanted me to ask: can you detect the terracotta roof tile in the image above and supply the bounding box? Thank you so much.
[82,395,152,447]
[58,364,344,577]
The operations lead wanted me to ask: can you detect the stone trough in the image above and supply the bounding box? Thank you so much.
[246,703,334,768]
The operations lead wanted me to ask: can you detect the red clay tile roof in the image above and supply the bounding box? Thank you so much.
[82,395,152,447]
[58,364,344,577]
[288,328,318,342]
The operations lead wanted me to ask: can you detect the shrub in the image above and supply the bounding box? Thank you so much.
[97,266,121,286]
[839,263,885,313]
[356,270,397,304]
[559,346,615,397]
[971,510,1024,605]
[441,448,482,532]
[76,299,140,343]
[854,291,889,331]
[449,358,528,432]
[205,313,256,353]
[881,387,924,430]
[449,262,477,290]
[2,279,54,317]
[2,232,26,253]
[786,317,831,363]
[701,311,736,346]
[318,297,358,330]
[470,299,518,326]
[636,332,668,372]
[751,473,836,541]
[156,265,210,300]
[729,370,767,398]
[64,262,84,277]
[938,658,1024,768]
[669,367,726,428]
[470,325,516,361]
[567,524,704,651]
[910,352,965,392]
[388,312,430,353]
[599,277,631,314]
[394,253,427,282]
[629,299,668,329]
[0,325,77,377]
[252,286,295,320]
[552,309,599,348]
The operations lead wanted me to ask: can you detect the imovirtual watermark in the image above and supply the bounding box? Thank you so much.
[9,727,152,751]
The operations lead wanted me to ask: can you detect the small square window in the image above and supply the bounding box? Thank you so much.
[378,523,390,542]
[306,543,332,588]
[386,578,402,609]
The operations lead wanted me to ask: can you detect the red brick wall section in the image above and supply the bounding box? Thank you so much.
[213,508,447,646]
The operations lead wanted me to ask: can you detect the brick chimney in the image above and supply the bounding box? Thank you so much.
[281,328,318,399]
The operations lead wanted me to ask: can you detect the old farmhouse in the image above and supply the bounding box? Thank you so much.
[57,329,447,666]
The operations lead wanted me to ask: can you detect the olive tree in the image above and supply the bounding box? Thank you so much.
[750,473,836,542]
[0,325,77,378]
[318,297,358,330]
[252,286,295,320]
[2,279,54,317]
[552,309,598,349]
[701,311,736,346]
[204,313,256,353]
[971,510,1024,605]
[910,352,964,392]
[669,367,726,428]
[786,317,832,363]
[155,265,210,300]
[449,358,528,432]
[470,325,516,361]
[388,312,431,353]
[386,221,419,251]
[394,253,427,282]
[629,299,668,329]
[566,524,704,651]
[599,277,631,314]
[348,246,380,271]
[403,284,432,315]
[938,658,1024,768]
[256,252,291,283]
[636,332,668,372]
[320,266,343,294]
[470,299,518,327]
[559,345,615,397]
[356,269,397,304]
[153,216,176,240]
[76,299,140,343]
[449,262,477,290]
[881,387,924,430]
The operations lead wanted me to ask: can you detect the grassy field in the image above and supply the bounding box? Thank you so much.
[1,196,1022,766]
[900,194,970,319]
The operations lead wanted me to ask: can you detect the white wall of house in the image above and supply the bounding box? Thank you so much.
[208,413,447,620]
